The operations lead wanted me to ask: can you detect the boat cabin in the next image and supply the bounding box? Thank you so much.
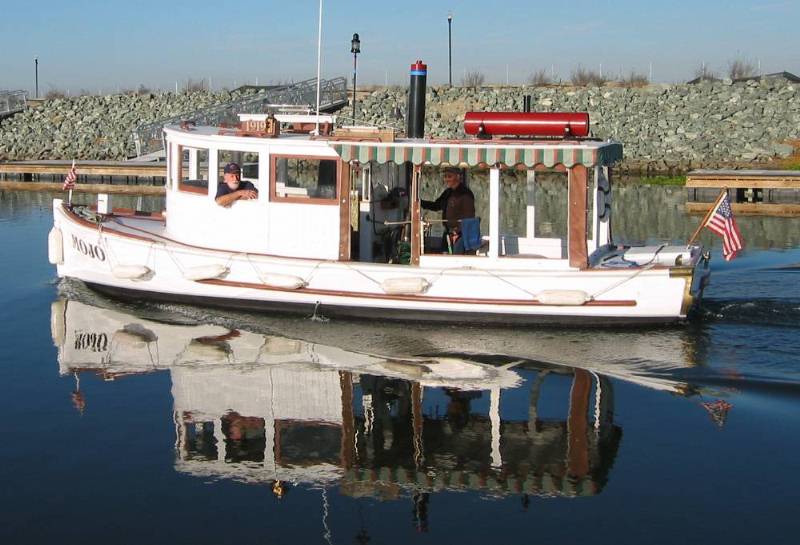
[163,113,623,270]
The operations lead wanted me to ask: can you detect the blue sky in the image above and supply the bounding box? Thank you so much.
[2,0,798,94]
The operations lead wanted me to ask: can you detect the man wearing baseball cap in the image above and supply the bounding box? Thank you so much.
[215,162,258,207]
[421,166,475,253]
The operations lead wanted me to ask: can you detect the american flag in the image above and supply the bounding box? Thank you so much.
[62,164,77,191]
[704,193,743,261]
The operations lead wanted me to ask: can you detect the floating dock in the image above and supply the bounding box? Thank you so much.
[686,169,800,216]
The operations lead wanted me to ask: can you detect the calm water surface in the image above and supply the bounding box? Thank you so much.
[1,189,799,545]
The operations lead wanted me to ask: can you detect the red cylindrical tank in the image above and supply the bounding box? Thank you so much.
[463,112,590,138]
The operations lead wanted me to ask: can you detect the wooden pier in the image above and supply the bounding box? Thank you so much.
[686,169,800,216]
[0,160,165,178]
[0,160,166,195]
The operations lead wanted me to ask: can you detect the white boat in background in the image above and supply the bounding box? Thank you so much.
[49,61,710,325]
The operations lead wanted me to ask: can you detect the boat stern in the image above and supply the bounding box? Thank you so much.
[668,244,711,317]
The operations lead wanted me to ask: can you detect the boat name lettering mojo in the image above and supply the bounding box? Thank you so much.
[73,331,108,352]
[71,235,106,262]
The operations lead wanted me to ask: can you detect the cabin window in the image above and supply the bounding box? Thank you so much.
[526,172,568,259]
[178,147,210,195]
[218,150,261,187]
[221,412,266,463]
[419,166,487,255]
[270,156,338,203]
[180,415,218,461]
[275,421,342,466]
[496,169,568,258]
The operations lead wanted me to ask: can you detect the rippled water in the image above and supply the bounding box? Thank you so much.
[1,189,799,545]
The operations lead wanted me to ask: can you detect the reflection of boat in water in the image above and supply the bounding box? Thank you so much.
[52,298,521,390]
[52,293,632,500]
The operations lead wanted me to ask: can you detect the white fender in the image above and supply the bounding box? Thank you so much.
[258,337,303,357]
[112,265,152,280]
[258,272,307,289]
[48,227,64,265]
[381,277,431,295]
[178,340,231,364]
[50,299,66,347]
[183,264,230,281]
[536,289,590,306]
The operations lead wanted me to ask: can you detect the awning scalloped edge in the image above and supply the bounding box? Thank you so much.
[332,142,623,168]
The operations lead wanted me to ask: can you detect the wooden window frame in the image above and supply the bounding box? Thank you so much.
[177,145,210,195]
[270,154,340,205]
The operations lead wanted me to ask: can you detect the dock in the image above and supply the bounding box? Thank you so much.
[686,169,800,216]
[0,160,165,178]
[0,160,166,195]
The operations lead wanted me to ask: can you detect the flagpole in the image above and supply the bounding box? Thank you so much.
[687,188,727,246]
[314,0,323,135]
[67,159,75,208]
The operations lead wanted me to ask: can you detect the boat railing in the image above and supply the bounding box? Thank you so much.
[130,76,349,159]
[0,90,27,118]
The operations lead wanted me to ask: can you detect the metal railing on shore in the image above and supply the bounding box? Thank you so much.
[131,77,348,158]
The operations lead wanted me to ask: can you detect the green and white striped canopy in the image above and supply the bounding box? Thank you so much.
[332,141,622,168]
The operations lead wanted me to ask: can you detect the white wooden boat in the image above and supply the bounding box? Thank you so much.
[49,71,710,325]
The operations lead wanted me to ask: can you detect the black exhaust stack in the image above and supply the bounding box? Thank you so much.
[406,60,427,138]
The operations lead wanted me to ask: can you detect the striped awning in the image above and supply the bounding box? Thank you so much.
[332,141,623,168]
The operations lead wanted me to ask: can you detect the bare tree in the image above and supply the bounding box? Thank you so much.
[527,69,552,87]
[44,87,67,99]
[461,70,485,88]
[570,66,606,87]
[185,78,208,93]
[619,71,649,87]
[728,58,758,80]
[692,64,719,82]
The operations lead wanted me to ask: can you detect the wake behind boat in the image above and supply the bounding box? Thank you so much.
[49,61,710,325]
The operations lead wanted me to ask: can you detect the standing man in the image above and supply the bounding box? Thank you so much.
[421,167,475,253]
[215,162,258,206]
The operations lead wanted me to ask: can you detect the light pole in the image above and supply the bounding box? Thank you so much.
[34,57,39,98]
[447,13,453,87]
[351,33,360,123]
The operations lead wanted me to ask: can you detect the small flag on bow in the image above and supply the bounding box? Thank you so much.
[63,163,77,191]
[703,192,743,261]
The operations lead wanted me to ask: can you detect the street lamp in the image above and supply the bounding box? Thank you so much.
[34,57,39,98]
[351,33,361,123]
[447,13,453,87]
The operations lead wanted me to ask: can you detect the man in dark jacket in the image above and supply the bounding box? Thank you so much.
[421,167,475,253]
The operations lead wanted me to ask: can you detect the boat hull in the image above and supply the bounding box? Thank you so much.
[52,201,708,326]
[84,281,678,326]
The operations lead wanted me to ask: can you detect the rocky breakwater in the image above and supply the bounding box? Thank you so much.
[0,90,249,161]
[0,81,798,172]
[359,79,800,172]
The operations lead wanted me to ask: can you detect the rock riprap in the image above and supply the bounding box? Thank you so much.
[1,80,798,172]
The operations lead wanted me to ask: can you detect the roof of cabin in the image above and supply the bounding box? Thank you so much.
[165,125,623,168]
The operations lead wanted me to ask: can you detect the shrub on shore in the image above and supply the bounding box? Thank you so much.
[570,66,606,87]
[461,71,485,88]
